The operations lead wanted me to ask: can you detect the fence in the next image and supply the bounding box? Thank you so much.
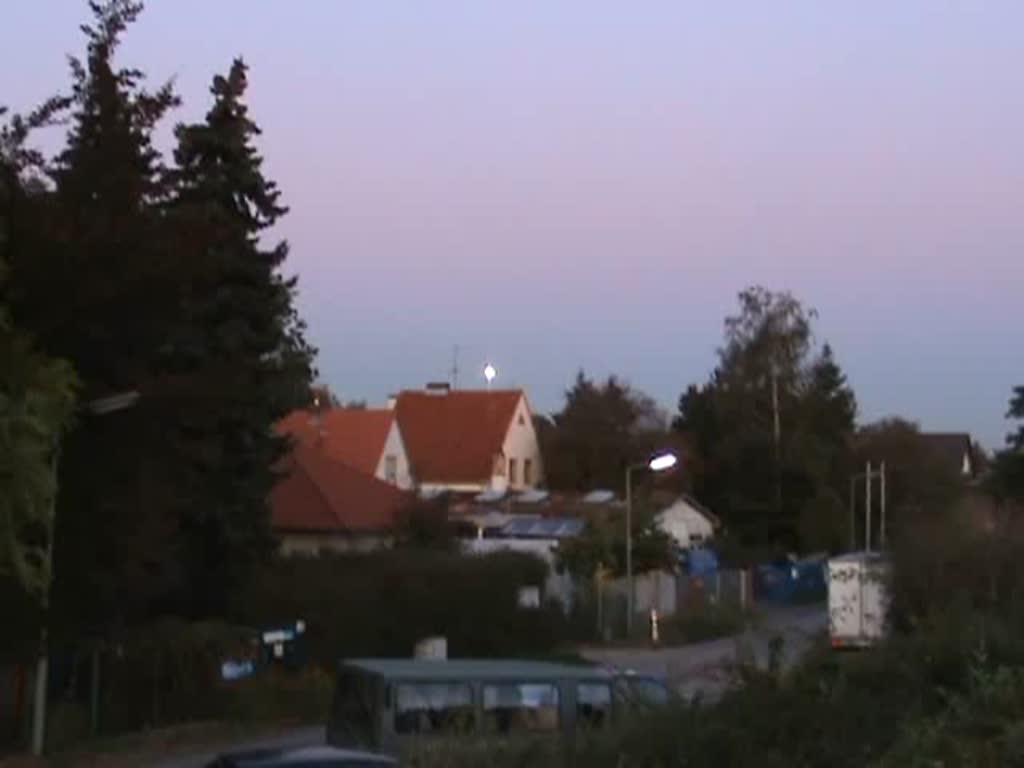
[588,568,754,641]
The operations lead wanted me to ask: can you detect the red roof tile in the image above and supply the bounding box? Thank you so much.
[394,389,523,485]
[270,444,409,533]
[277,408,395,475]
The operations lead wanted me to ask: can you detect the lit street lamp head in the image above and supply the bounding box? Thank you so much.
[483,363,497,383]
[648,452,678,472]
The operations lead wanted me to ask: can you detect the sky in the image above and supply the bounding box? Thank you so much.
[3,1,1022,448]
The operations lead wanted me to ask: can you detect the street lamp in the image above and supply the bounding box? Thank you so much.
[625,451,678,636]
[483,363,496,390]
[31,390,140,756]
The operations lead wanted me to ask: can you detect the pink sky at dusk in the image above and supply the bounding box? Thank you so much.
[3,1,1022,447]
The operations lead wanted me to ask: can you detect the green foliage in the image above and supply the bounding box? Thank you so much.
[229,551,564,664]
[1,136,78,603]
[990,385,1024,503]
[854,418,966,543]
[160,57,316,613]
[1,2,315,638]
[393,496,458,552]
[556,506,675,579]
[675,287,857,553]
[542,371,676,493]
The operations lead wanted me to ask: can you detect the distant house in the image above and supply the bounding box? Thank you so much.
[270,443,410,556]
[394,385,544,494]
[655,495,719,549]
[920,433,977,480]
[277,407,414,490]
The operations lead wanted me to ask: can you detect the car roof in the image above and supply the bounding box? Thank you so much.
[340,658,611,682]
[217,745,395,766]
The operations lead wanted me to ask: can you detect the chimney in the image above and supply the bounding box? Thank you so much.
[386,393,398,410]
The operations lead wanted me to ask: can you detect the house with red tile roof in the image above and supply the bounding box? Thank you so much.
[277,407,414,489]
[270,443,410,555]
[394,385,544,494]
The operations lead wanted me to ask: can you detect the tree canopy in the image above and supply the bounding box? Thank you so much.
[991,386,1024,503]
[675,286,857,552]
[541,371,676,494]
[0,1,315,639]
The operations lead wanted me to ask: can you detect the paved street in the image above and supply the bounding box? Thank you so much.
[153,726,325,768]
[582,604,828,700]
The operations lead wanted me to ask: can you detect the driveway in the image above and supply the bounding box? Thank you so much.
[582,604,828,700]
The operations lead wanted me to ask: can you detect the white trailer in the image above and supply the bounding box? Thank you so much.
[827,552,891,649]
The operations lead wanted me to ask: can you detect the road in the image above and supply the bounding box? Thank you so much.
[582,604,827,700]
[155,606,826,764]
[153,726,325,768]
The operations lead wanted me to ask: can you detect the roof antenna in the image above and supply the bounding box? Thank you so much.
[450,344,460,390]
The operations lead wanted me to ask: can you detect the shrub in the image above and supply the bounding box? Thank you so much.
[229,550,564,665]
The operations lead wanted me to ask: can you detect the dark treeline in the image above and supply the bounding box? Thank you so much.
[1,0,314,650]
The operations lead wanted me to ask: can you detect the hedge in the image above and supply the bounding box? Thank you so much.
[228,550,565,665]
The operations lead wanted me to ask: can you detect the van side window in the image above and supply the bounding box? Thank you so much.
[394,683,474,734]
[483,683,560,733]
[576,683,612,729]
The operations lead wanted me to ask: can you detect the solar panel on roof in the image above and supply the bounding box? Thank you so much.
[516,489,550,504]
[499,517,584,539]
[475,489,506,503]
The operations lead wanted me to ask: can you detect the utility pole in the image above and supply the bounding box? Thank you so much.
[879,461,887,548]
[625,467,634,637]
[450,345,460,390]
[865,461,872,552]
[771,366,782,518]
[848,477,857,550]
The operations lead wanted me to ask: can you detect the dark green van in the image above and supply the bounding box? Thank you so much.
[327,658,668,757]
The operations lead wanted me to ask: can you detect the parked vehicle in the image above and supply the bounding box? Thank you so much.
[327,658,667,758]
[205,745,396,767]
[827,552,891,649]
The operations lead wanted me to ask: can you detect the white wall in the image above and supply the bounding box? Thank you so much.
[496,395,545,490]
[656,498,715,549]
[374,420,414,490]
[278,532,391,556]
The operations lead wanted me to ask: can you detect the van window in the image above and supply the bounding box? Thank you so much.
[394,682,473,734]
[483,683,560,733]
[576,683,612,729]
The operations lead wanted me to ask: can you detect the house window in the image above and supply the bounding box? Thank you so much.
[384,455,398,484]
[518,412,526,426]
[523,459,533,486]
[509,458,518,485]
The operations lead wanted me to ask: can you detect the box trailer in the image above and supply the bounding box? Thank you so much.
[827,552,891,649]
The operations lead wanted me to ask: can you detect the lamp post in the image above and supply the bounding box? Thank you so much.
[625,451,678,637]
[31,390,140,756]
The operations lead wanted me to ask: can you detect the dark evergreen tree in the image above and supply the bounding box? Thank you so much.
[674,287,857,552]
[164,59,315,613]
[3,0,183,636]
[991,386,1024,503]
[544,372,674,493]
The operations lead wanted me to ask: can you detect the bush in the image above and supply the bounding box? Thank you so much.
[229,550,565,665]
[220,666,333,724]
